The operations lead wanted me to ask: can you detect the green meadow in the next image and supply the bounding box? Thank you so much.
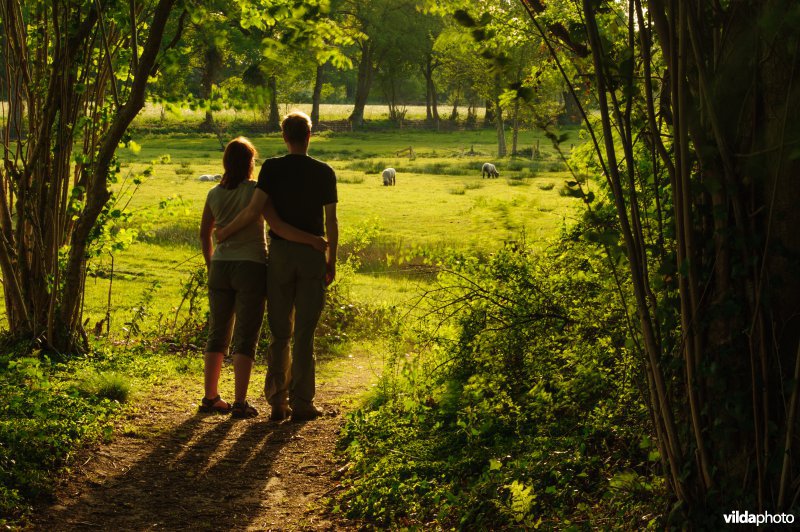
[85,127,583,334]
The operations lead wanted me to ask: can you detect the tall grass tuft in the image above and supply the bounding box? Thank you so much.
[345,160,386,174]
[406,162,472,176]
[339,175,366,185]
[139,222,198,246]
[79,371,131,403]
[174,162,193,175]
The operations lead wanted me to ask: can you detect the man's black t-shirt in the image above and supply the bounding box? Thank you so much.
[256,154,337,240]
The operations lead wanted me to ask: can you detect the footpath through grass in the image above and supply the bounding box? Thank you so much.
[2,125,590,526]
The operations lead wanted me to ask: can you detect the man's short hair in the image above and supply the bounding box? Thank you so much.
[281,111,312,145]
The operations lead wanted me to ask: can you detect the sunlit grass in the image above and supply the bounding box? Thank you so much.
[76,127,587,335]
[133,102,488,124]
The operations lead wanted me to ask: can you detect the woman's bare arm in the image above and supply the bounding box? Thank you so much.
[200,201,215,268]
[263,199,327,253]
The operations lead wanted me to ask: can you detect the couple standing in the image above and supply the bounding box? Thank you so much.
[198,111,337,421]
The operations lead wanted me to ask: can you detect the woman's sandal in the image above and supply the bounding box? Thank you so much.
[198,395,232,414]
[231,401,258,419]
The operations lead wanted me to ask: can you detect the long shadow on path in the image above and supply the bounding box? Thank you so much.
[36,413,303,531]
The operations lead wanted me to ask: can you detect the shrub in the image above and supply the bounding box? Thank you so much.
[336,236,663,528]
[0,356,122,521]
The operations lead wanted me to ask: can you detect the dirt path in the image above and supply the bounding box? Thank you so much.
[31,349,382,531]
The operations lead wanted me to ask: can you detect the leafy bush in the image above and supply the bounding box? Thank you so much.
[0,355,123,521]
[336,236,664,528]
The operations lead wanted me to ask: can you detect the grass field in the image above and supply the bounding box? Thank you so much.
[80,125,586,336]
[133,102,486,125]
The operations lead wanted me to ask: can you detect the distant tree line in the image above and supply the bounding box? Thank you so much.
[147,0,578,139]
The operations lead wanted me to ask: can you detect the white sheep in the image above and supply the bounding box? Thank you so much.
[198,174,222,182]
[482,163,499,179]
[382,167,396,186]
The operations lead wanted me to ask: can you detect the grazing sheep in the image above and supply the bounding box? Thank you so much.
[482,163,499,179]
[198,174,222,182]
[382,167,396,186]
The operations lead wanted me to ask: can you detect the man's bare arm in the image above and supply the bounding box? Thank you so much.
[215,187,267,242]
[324,203,338,285]
[263,200,328,253]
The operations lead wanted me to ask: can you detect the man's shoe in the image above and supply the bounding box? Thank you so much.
[269,406,292,421]
[290,404,324,422]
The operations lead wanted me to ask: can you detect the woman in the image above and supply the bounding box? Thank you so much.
[198,137,325,418]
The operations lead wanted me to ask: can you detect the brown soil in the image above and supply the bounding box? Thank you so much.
[30,350,381,531]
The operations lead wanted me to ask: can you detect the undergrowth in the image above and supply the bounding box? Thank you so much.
[335,231,666,529]
[0,353,123,522]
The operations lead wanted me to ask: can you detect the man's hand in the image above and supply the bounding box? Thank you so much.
[215,226,228,243]
[310,236,328,254]
[325,260,336,286]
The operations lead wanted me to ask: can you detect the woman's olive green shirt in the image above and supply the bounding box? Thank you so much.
[206,181,267,264]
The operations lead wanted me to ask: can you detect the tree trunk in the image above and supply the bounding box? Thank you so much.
[0,0,180,354]
[429,74,440,123]
[559,90,582,125]
[200,43,222,131]
[449,89,460,121]
[267,75,280,132]
[6,74,24,141]
[484,99,496,127]
[311,63,324,127]
[348,41,374,128]
[495,100,506,157]
[466,99,478,128]
[523,0,800,515]
[422,54,440,124]
[511,99,520,156]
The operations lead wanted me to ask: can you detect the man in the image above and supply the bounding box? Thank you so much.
[216,111,338,422]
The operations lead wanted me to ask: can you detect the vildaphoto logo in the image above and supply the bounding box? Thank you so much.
[723,510,795,526]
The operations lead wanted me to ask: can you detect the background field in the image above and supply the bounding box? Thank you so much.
[132,103,487,126]
[80,126,584,336]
